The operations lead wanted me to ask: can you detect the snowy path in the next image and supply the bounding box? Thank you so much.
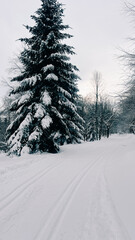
[0,135,134,240]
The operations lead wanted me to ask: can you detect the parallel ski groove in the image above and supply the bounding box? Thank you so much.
[34,156,102,240]
[0,160,64,212]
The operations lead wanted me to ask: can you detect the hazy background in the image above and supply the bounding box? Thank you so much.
[0,0,135,105]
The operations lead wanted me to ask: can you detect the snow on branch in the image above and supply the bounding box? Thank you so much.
[46,73,58,81]
[8,131,23,153]
[41,115,52,129]
[19,113,33,130]
[11,75,41,94]
[63,99,77,112]
[42,91,51,105]
[42,64,54,73]
[50,53,70,61]
[34,104,46,118]
[57,87,71,99]
[18,92,33,106]
[29,127,42,141]
[68,120,80,132]
[51,106,63,119]
[74,111,85,124]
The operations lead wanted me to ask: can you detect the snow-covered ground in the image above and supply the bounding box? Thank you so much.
[0,134,134,240]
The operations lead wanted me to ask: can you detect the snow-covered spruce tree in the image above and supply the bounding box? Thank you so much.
[6,0,84,155]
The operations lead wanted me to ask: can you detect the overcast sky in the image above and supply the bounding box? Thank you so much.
[0,0,135,105]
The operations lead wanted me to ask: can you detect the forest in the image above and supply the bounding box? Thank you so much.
[0,0,135,154]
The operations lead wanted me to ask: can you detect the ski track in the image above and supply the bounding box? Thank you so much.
[90,141,131,240]
[82,172,130,240]
[34,156,102,240]
[0,159,64,212]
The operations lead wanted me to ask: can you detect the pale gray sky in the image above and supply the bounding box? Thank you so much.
[0,0,135,105]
